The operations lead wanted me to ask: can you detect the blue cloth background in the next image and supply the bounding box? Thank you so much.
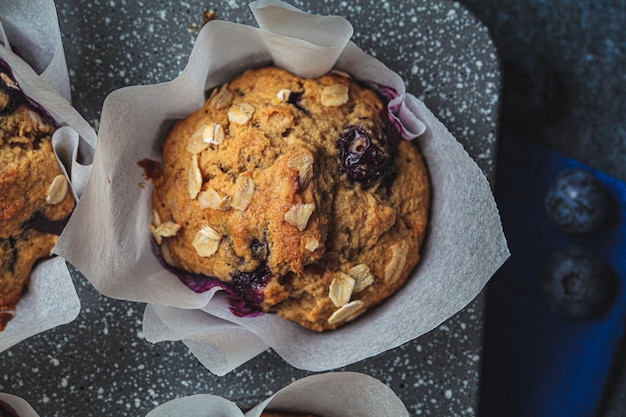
[480,135,626,416]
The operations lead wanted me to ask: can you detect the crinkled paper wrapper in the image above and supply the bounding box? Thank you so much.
[56,0,510,374]
[0,0,97,352]
[0,393,41,417]
[146,372,409,417]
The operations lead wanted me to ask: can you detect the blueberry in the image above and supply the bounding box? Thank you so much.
[230,264,271,307]
[544,168,609,235]
[338,125,394,187]
[540,246,614,318]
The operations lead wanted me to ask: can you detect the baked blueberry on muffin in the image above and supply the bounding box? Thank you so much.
[151,66,430,331]
[0,63,75,329]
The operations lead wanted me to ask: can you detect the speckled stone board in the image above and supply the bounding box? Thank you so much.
[459,0,626,184]
[0,1,500,416]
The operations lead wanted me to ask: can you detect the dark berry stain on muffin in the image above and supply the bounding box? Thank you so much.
[150,238,266,317]
[338,124,395,187]
[286,91,309,114]
[230,264,272,307]
[23,211,71,236]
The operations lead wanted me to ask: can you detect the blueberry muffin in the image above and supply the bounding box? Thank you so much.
[151,66,430,331]
[0,65,75,327]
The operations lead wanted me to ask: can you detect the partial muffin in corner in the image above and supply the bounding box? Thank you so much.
[151,66,430,331]
[0,67,75,327]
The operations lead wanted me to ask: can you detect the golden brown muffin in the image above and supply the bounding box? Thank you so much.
[151,66,430,331]
[0,67,75,328]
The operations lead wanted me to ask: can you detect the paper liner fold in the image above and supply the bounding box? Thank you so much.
[2,372,408,417]
[0,257,80,352]
[143,303,269,376]
[249,0,353,78]
[145,372,409,417]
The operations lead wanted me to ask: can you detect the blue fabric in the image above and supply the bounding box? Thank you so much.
[480,135,626,417]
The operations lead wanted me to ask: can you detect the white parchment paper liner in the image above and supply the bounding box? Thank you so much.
[0,393,41,417]
[0,4,97,352]
[146,372,408,417]
[55,0,509,374]
[0,0,71,101]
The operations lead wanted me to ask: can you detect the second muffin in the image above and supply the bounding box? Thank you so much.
[0,66,75,328]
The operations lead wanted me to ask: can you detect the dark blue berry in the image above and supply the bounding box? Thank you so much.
[338,125,394,187]
[150,238,267,317]
[544,168,609,235]
[230,264,271,307]
[540,246,614,318]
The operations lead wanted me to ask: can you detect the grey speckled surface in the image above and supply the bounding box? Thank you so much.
[1,1,500,416]
[459,0,626,183]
